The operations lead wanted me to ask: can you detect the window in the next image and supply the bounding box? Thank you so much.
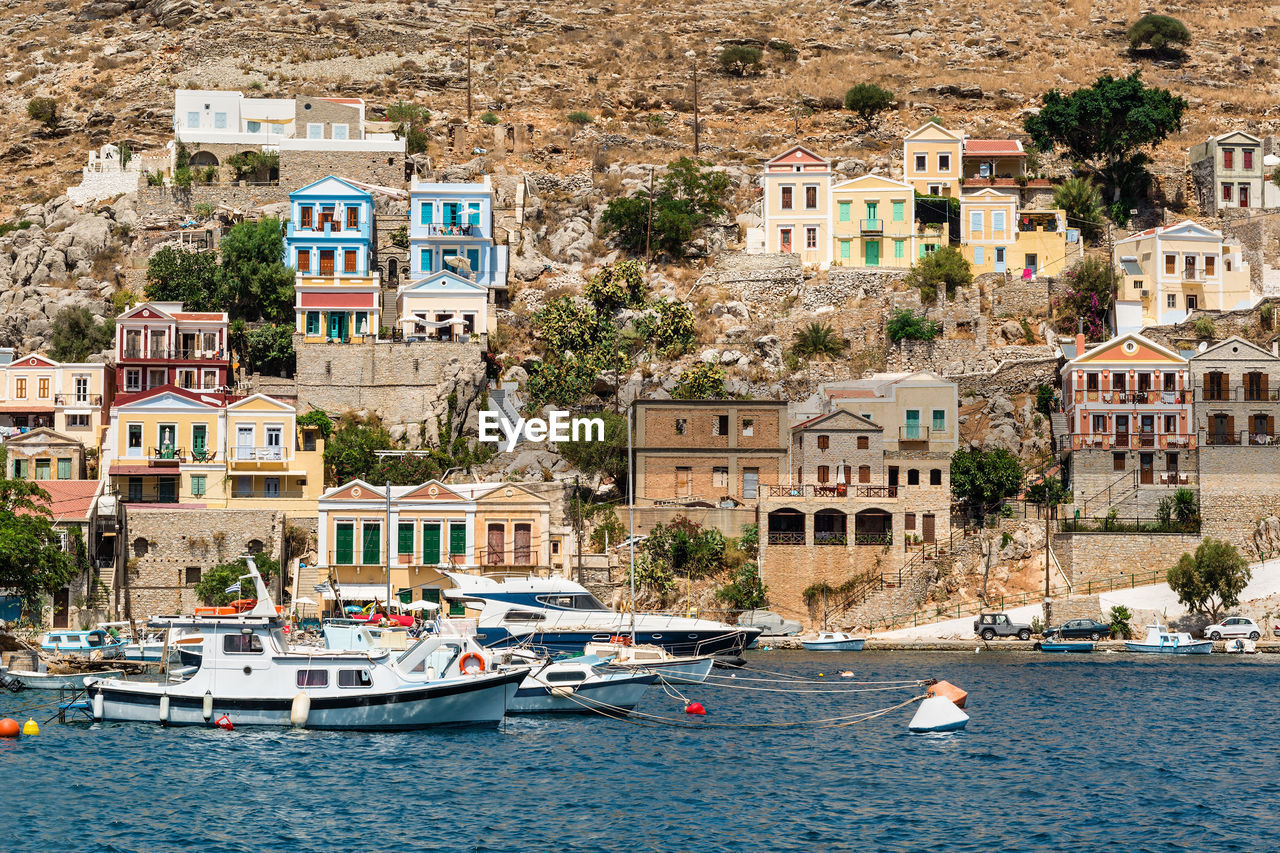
[938,153,951,172]
[74,376,89,402]
[332,124,349,140]
[805,227,818,249]
[344,250,358,273]
[804,185,818,209]
[907,468,920,486]
[857,436,869,449]
[307,123,323,139]
[398,522,414,556]
[420,248,432,272]
[1167,294,1177,308]
[817,434,830,450]
[713,467,728,488]
[185,566,201,585]
[296,669,328,687]
[1164,373,1177,392]
[974,247,984,265]
[993,246,1003,265]
[213,112,227,129]
[840,240,850,260]
[1092,414,1107,432]
[306,312,321,335]
[741,418,754,437]
[11,377,25,399]
[346,206,359,229]
[124,369,141,392]
[1113,453,1126,472]
[969,210,983,234]
[421,522,441,564]
[338,669,372,688]
[184,110,202,129]
[1223,184,1233,202]
[1165,254,1176,275]
[914,154,926,172]
[1164,414,1178,433]
[930,468,942,486]
[904,513,915,531]
[992,211,1005,232]
[335,522,355,564]
[247,121,261,134]
[743,467,759,499]
[225,634,265,654]
[56,458,71,479]
[932,409,946,431]
[894,240,904,259]
[11,459,26,478]
[1112,372,1127,390]
[1205,256,1216,277]
[362,523,381,565]
[858,465,871,483]
[67,414,89,430]
[780,186,793,209]
[191,475,206,497]
[420,202,434,226]
[297,250,310,273]
[928,185,942,196]
[449,522,467,556]
[674,418,686,435]
[817,465,830,483]
[127,423,143,456]
[715,415,729,436]
[1223,148,1234,169]
[838,201,850,222]
[892,201,904,222]
[1244,149,1254,170]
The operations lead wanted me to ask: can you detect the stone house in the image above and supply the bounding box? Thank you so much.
[631,399,789,503]
[395,270,491,341]
[5,427,86,481]
[26,479,114,628]
[1188,132,1271,216]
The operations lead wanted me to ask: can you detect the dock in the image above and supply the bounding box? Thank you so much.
[756,637,1280,653]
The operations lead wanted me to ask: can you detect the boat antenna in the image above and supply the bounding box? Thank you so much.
[627,401,636,643]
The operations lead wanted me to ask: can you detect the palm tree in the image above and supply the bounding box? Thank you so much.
[790,322,849,361]
[1053,177,1105,241]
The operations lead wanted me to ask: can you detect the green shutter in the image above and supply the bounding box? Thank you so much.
[840,240,850,259]
[335,523,354,565]
[892,201,904,222]
[425,588,441,604]
[362,524,381,565]
[306,312,320,335]
[449,523,467,555]
[838,201,850,222]
[398,522,414,555]
[398,588,412,604]
[422,523,441,564]
[57,458,71,479]
[894,239,904,259]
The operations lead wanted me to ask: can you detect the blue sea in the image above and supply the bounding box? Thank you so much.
[2,650,1278,852]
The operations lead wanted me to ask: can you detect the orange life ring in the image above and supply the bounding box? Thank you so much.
[458,652,486,675]
[609,634,632,646]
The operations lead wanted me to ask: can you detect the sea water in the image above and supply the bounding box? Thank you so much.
[1,651,1278,852]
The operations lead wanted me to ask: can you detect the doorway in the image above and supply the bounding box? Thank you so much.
[1139,453,1154,485]
[53,588,69,628]
[487,524,505,565]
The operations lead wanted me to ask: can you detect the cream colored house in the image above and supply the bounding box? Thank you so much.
[959,190,1082,278]
[0,353,112,444]
[903,123,964,197]
[1113,220,1256,333]
[395,270,491,341]
[760,145,832,264]
[830,174,919,268]
[820,371,959,454]
[225,394,325,512]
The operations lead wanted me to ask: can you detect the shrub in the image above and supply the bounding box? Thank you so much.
[193,203,215,219]
[1108,605,1133,639]
[600,157,731,257]
[673,362,727,400]
[567,110,593,125]
[791,322,849,359]
[50,307,114,362]
[1127,13,1191,56]
[584,260,647,313]
[0,220,33,238]
[173,167,194,189]
[718,45,763,76]
[886,309,940,343]
[1035,383,1055,415]
[1193,315,1216,339]
[716,564,768,610]
[636,299,697,357]
[843,83,895,127]
[480,110,499,125]
[767,39,797,60]
[1053,177,1106,241]
[26,96,58,127]
[1053,256,1115,340]
[905,246,971,303]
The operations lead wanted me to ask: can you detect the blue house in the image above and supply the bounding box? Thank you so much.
[285,176,382,342]
[408,175,508,292]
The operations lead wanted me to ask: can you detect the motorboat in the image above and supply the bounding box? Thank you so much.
[8,669,125,690]
[84,558,526,730]
[1036,640,1095,653]
[442,571,761,657]
[1124,623,1213,655]
[583,639,715,685]
[505,652,656,715]
[41,628,126,660]
[800,632,866,652]
[1225,637,1258,654]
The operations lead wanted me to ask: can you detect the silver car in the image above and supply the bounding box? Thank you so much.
[1203,617,1260,641]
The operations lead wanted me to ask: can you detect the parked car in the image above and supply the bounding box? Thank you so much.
[1203,617,1260,641]
[738,609,802,636]
[1043,619,1111,641]
[974,612,1032,641]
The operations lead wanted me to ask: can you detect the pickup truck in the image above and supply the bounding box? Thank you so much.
[973,612,1032,641]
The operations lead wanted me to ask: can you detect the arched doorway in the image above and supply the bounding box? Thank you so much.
[766,508,805,545]
[854,509,892,546]
[189,151,219,168]
[813,509,847,546]
[387,258,399,285]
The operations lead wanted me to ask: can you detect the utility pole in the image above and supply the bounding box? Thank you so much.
[385,479,393,612]
[644,167,654,257]
[574,475,583,585]
[466,28,473,122]
[690,53,700,157]
[626,402,637,642]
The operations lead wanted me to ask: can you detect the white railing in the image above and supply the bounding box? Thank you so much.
[231,446,288,462]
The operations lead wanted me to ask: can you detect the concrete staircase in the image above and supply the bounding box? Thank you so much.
[1050,412,1069,452]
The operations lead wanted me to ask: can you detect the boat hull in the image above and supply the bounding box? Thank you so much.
[800,639,867,651]
[508,672,656,715]
[1037,642,1095,653]
[1124,641,1213,655]
[10,670,124,690]
[475,626,759,657]
[88,670,524,730]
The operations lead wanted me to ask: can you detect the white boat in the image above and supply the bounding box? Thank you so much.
[9,669,125,690]
[40,628,126,660]
[1225,637,1258,654]
[85,558,527,730]
[583,640,715,685]
[1124,623,1213,655]
[801,632,867,651]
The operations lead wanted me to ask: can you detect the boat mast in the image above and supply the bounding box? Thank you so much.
[627,402,636,643]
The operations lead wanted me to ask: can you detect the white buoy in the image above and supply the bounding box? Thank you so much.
[202,691,214,722]
[908,696,970,732]
[159,694,170,725]
[290,692,311,728]
[92,690,104,721]
[550,686,576,698]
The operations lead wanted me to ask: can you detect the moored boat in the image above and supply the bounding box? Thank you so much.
[1036,640,1095,653]
[583,639,715,685]
[41,629,127,660]
[9,669,125,690]
[1124,623,1213,655]
[800,632,866,652]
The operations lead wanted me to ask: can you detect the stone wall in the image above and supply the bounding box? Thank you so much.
[1189,155,1216,217]
[137,184,287,217]
[1051,530,1200,584]
[613,505,758,541]
[279,150,404,195]
[68,170,142,206]
[807,267,908,312]
[122,507,286,618]
[293,337,487,430]
[1198,445,1280,551]
[987,271,1053,317]
[759,540,901,624]
[1068,447,1196,517]
[696,253,803,306]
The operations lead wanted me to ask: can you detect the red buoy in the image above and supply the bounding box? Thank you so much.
[215,714,235,731]
[0,718,18,738]
[684,701,706,716]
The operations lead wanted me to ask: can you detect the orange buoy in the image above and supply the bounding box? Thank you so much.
[927,680,968,709]
[684,702,706,716]
[215,714,235,731]
[0,718,19,738]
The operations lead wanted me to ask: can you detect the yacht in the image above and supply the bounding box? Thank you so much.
[442,572,762,657]
[84,559,526,730]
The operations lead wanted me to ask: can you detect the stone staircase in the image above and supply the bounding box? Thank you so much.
[1050,412,1069,452]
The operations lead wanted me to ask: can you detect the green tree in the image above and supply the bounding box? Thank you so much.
[589,511,626,553]
[231,321,296,376]
[791,322,849,360]
[905,246,971,302]
[194,554,281,606]
[1127,13,1191,56]
[296,409,334,440]
[1025,475,1069,506]
[886,309,940,343]
[1053,177,1106,241]
[601,157,732,258]
[533,296,613,356]
[1108,604,1134,639]
[323,413,395,485]
[641,516,728,580]
[635,299,697,357]
[1023,73,1187,202]
[673,362,727,400]
[843,83,895,127]
[716,563,768,610]
[950,447,1024,512]
[49,307,114,362]
[1167,538,1251,619]
[718,45,763,76]
[26,96,58,128]
[216,217,294,323]
[0,448,79,618]
[1053,256,1116,340]
[584,260,647,313]
[145,246,221,310]
[555,410,628,486]
[386,101,430,155]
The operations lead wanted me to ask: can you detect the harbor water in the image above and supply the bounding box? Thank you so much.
[2,650,1278,852]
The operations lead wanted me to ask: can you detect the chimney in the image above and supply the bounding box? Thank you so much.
[1076,332,1086,356]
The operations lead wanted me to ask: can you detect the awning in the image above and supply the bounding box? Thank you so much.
[410,313,463,328]
[0,405,54,414]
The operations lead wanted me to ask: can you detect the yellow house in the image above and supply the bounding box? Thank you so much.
[225,394,325,512]
[903,122,964,197]
[315,479,557,613]
[761,145,832,264]
[0,353,112,447]
[830,174,918,268]
[960,190,1081,277]
[1114,220,1256,333]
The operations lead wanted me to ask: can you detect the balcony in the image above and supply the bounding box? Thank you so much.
[229,446,291,466]
[1072,389,1193,405]
[416,223,487,239]
[1182,269,1203,282]
[859,219,883,235]
[899,425,931,442]
[1196,386,1280,403]
[53,394,103,406]
[121,347,227,362]
[1201,429,1279,447]
[147,446,186,463]
[1071,433,1196,451]
[287,219,372,240]
[230,486,306,500]
[759,484,899,499]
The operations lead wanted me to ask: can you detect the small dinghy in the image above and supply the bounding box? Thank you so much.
[800,632,866,652]
[10,669,125,690]
[1035,640,1095,653]
[1124,623,1212,655]
[1225,637,1258,655]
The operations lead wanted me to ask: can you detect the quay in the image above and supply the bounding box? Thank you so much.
[755,637,1280,653]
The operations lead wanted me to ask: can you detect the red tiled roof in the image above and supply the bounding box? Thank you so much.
[172,312,227,321]
[963,139,1025,157]
[21,480,99,522]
